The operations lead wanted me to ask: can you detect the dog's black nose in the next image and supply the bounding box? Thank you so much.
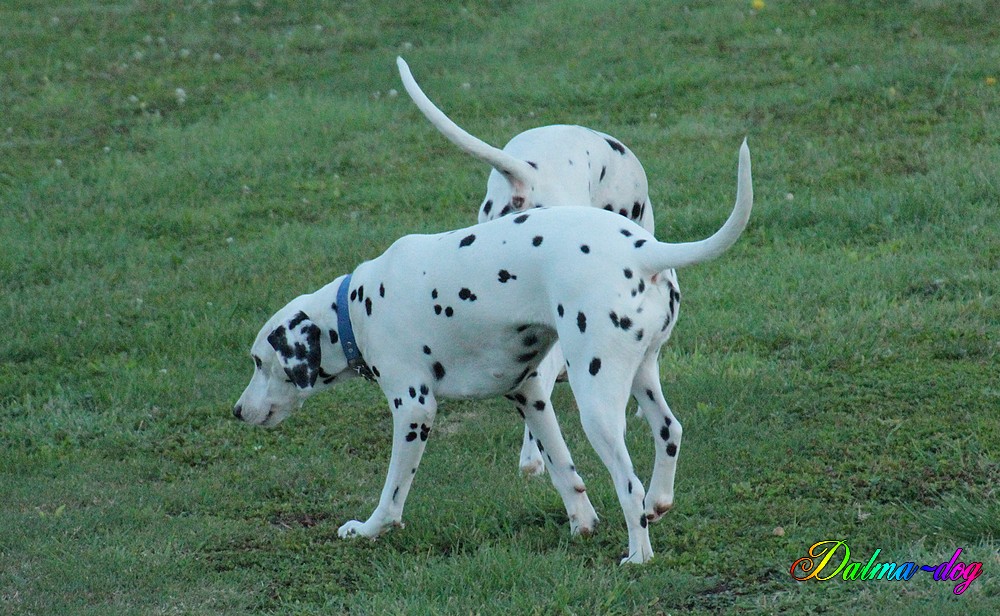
[232,404,243,419]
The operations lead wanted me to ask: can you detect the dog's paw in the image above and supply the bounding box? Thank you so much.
[337,520,372,540]
[519,457,545,477]
[338,517,403,540]
[619,549,654,565]
[569,498,599,536]
[643,500,673,524]
[570,513,598,537]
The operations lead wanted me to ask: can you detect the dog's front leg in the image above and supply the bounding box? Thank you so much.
[338,390,437,540]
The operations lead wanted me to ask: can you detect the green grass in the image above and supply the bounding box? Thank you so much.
[2,0,998,613]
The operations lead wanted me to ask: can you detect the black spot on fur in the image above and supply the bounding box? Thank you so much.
[660,426,670,441]
[636,329,644,341]
[513,213,530,224]
[577,312,587,333]
[459,234,476,248]
[458,288,477,301]
[603,204,613,212]
[620,228,632,237]
[606,138,626,155]
[364,297,372,316]
[589,357,602,376]
[423,345,432,355]
[646,389,655,402]
[666,443,678,457]
[600,166,606,181]
[420,424,430,441]
[379,283,385,297]
[432,362,446,380]
[640,515,648,528]
[434,305,442,315]
[432,289,438,299]
[393,398,402,409]
[628,480,633,494]
[580,244,590,254]
[499,204,513,217]
[482,200,493,215]
[392,486,399,501]
[409,387,417,398]
[517,350,538,363]
[287,312,308,330]
[623,268,633,279]
[631,202,642,219]
[329,329,339,345]
[445,307,454,317]
[527,161,538,169]
[619,208,629,218]
[406,432,417,442]
[533,400,546,411]
[532,236,543,247]
[634,239,647,248]
[557,304,564,317]
[498,269,517,283]
[420,384,429,395]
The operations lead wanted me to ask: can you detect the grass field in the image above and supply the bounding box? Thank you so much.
[2,0,998,613]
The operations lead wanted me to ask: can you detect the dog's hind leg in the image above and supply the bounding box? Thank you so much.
[338,387,437,540]
[508,370,598,536]
[630,353,681,523]
[565,353,653,564]
[515,346,566,476]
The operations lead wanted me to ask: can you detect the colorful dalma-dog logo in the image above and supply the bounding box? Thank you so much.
[790,540,983,595]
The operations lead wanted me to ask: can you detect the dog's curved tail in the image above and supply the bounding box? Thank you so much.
[639,139,753,271]
[396,57,536,186]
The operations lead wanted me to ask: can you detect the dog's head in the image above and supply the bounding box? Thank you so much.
[233,292,354,427]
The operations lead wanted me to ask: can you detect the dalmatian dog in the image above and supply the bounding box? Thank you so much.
[232,141,751,564]
[398,57,660,476]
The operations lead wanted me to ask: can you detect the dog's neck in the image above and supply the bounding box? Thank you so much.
[336,274,375,381]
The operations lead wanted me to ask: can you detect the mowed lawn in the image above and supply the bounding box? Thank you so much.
[2,0,998,613]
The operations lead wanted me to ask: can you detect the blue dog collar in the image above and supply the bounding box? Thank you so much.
[336,274,373,380]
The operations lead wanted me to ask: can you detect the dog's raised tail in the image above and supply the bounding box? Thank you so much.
[639,139,753,271]
[396,57,536,185]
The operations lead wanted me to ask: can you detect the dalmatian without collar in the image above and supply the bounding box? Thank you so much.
[397,57,654,228]
[399,57,661,476]
[232,141,751,564]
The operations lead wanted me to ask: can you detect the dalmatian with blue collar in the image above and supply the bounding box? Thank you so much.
[398,57,661,477]
[232,141,751,564]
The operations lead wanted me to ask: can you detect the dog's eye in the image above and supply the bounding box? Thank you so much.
[253,355,263,370]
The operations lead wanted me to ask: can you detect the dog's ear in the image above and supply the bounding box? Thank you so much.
[267,311,322,389]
